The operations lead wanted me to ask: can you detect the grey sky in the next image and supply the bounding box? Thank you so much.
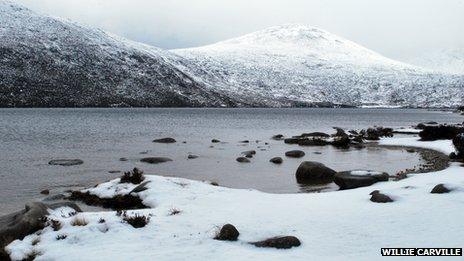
[15,0,464,61]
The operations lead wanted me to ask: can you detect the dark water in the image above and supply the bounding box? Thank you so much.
[0,108,462,215]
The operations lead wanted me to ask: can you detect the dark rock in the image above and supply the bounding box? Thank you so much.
[334,170,389,190]
[214,224,239,241]
[285,150,305,158]
[332,127,346,136]
[430,184,451,194]
[236,157,250,163]
[426,121,438,125]
[140,157,172,164]
[187,154,199,159]
[0,202,81,258]
[40,189,50,195]
[331,135,350,148]
[239,140,250,143]
[251,236,301,249]
[119,157,128,161]
[301,132,330,138]
[272,134,284,140]
[109,170,121,174]
[295,161,336,184]
[242,150,256,158]
[419,125,464,141]
[130,181,151,193]
[452,133,464,157]
[284,138,301,144]
[43,194,66,201]
[406,148,416,153]
[298,138,329,146]
[152,137,176,143]
[211,139,221,143]
[270,157,283,164]
[369,190,394,203]
[48,159,83,166]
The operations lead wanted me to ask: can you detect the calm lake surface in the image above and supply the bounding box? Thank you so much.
[0,108,462,215]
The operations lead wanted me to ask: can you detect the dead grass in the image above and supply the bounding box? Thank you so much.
[70,217,88,227]
[117,211,150,228]
[168,208,182,216]
[120,168,145,184]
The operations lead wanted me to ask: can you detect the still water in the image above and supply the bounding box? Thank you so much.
[0,108,462,214]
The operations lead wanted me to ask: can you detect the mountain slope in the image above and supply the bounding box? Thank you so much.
[405,48,464,75]
[0,0,241,107]
[173,24,464,107]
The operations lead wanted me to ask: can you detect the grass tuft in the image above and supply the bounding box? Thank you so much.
[70,217,88,226]
[120,168,145,184]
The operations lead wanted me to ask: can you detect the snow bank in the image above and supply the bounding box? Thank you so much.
[6,138,464,260]
[379,137,455,155]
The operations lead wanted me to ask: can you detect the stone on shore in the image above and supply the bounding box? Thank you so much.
[214,224,239,241]
[295,161,336,184]
[251,236,301,249]
[430,184,451,194]
[334,170,389,190]
[48,159,83,166]
[152,137,176,143]
[369,190,394,203]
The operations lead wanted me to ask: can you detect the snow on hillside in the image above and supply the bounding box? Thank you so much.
[0,0,241,107]
[6,138,464,260]
[405,48,464,75]
[173,24,464,108]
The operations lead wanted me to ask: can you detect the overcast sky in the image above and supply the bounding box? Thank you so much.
[15,0,464,61]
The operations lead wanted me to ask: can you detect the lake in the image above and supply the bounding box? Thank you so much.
[0,108,462,215]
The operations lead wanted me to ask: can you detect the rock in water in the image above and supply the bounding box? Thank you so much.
[270,157,283,164]
[187,154,199,159]
[211,139,221,143]
[295,161,336,184]
[430,184,451,194]
[0,202,81,259]
[236,157,251,163]
[285,150,305,158]
[140,157,172,164]
[251,236,301,249]
[242,150,256,158]
[334,170,389,190]
[272,134,284,140]
[153,138,176,143]
[214,224,239,241]
[48,159,84,166]
[369,190,394,203]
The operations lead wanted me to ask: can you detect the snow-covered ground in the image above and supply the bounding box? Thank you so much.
[6,138,464,260]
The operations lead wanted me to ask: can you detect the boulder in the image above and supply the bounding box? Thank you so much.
[297,138,329,146]
[272,134,284,140]
[0,202,81,259]
[214,224,239,241]
[140,157,172,164]
[295,161,336,184]
[251,236,301,249]
[331,135,350,148]
[236,157,250,163]
[242,150,256,158]
[301,132,330,138]
[48,159,83,166]
[270,157,283,164]
[430,184,451,194]
[452,133,464,156]
[419,125,464,141]
[369,190,394,203]
[334,170,389,190]
[285,150,305,158]
[152,137,176,143]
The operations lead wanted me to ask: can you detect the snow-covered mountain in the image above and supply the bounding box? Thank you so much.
[173,24,464,107]
[0,0,242,107]
[405,48,464,75]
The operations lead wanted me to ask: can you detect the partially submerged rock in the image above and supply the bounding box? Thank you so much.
[236,157,251,163]
[270,157,283,164]
[187,154,199,159]
[214,224,240,241]
[285,150,305,158]
[242,150,256,158]
[419,125,464,141]
[48,159,83,166]
[430,184,451,194]
[297,138,329,146]
[0,202,81,259]
[140,157,172,164]
[250,236,301,249]
[272,134,284,140]
[211,139,221,143]
[40,189,50,195]
[295,161,336,184]
[334,170,389,190]
[152,137,176,143]
[301,132,330,138]
[369,190,394,203]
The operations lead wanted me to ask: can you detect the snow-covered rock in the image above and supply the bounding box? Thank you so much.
[0,0,239,107]
[173,24,464,108]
